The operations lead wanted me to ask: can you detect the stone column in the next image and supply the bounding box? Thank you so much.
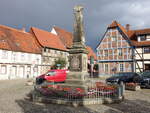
[73,5,85,48]
[69,5,88,75]
[64,5,89,88]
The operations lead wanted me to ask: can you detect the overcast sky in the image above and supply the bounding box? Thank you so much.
[0,0,150,50]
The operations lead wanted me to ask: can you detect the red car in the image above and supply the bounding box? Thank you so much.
[36,69,69,84]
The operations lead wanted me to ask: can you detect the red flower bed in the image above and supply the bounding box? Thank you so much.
[37,82,118,98]
[126,82,137,87]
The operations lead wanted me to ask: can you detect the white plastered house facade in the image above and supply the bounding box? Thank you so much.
[0,25,43,80]
[0,50,42,80]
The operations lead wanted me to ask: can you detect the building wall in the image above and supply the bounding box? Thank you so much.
[135,47,150,72]
[0,49,42,80]
[97,28,133,75]
[41,48,69,73]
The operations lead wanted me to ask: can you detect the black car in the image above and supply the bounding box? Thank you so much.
[140,72,150,88]
[106,72,141,84]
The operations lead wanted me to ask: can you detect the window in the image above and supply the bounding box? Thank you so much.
[21,53,25,61]
[118,48,123,56]
[36,58,40,64]
[55,50,57,54]
[44,48,46,52]
[1,65,7,74]
[12,52,16,61]
[119,64,124,72]
[1,50,8,59]
[144,47,150,53]
[28,54,31,61]
[140,35,146,41]
[104,50,108,57]
[105,64,109,72]
[112,36,117,41]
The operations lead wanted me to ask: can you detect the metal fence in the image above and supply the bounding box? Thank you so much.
[34,81,124,102]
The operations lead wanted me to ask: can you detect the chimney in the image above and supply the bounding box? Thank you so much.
[126,24,130,31]
[21,25,26,32]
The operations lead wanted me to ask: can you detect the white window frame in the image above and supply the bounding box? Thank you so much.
[118,48,123,56]
[112,36,117,41]
[1,65,7,74]
[104,50,108,57]
[1,50,8,59]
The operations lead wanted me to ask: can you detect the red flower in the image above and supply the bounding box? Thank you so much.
[76,88,85,93]
[63,87,71,91]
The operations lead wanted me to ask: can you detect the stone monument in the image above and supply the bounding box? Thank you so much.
[32,6,124,106]
[65,5,89,88]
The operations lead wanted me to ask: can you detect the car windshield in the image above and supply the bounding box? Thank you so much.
[140,72,150,78]
[46,71,56,76]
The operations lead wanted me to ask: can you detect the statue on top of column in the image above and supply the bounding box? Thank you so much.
[73,5,85,47]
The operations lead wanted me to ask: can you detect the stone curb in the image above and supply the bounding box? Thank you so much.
[32,93,123,107]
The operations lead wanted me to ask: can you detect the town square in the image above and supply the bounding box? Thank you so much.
[0,0,150,113]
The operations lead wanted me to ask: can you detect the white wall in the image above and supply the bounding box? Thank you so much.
[0,49,42,80]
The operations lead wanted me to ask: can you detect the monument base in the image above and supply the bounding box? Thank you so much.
[60,72,91,89]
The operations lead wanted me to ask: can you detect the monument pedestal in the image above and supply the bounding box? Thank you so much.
[61,71,90,89]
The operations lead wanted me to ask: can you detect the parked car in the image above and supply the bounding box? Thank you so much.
[140,71,150,88]
[106,72,142,84]
[36,69,69,85]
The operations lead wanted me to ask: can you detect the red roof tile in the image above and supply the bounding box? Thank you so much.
[131,40,150,47]
[108,21,128,37]
[30,27,67,51]
[53,26,73,48]
[128,29,150,47]
[0,25,41,54]
[52,27,97,59]
[134,28,150,35]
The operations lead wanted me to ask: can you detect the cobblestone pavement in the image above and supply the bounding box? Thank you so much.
[0,79,150,113]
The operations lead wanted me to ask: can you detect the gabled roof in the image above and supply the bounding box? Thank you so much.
[52,26,96,59]
[131,40,150,47]
[97,21,131,49]
[53,26,73,48]
[128,29,150,47]
[0,25,41,54]
[86,46,97,60]
[30,27,67,51]
[134,28,150,35]
[108,20,128,37]
[101,20,150,47]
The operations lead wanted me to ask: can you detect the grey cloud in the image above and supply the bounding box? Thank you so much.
[0,0,150,50]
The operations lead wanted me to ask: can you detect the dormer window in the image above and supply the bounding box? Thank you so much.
[138,35,146,41]
[144,47,150,53]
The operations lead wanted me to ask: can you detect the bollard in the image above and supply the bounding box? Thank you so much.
[120,82,125,96]
[117,82,125,100]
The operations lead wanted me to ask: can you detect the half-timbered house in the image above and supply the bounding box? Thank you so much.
[97,21,150,76]
[97,21,134,76]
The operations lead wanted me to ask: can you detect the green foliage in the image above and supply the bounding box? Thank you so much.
[53,58,67,69]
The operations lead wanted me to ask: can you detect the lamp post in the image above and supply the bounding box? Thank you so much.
[90,56,94,77]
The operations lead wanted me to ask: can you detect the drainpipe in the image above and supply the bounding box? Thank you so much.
[132,47,135,72]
